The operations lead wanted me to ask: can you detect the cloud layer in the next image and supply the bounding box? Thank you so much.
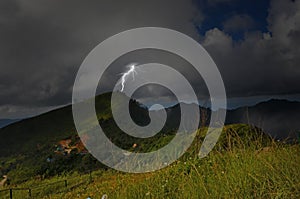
[202,0,300,97]
[0,0,199,118]
[0,0,300,118]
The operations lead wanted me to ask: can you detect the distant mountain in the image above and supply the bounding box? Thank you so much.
[160,99,300,140]
[147,99,300,140]
[226,99,300,140]
[0,119,21,129]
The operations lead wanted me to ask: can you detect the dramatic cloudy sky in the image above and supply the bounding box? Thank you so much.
[0,0,300,119]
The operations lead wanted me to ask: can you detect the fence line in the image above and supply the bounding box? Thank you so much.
[0,171,94,199]
[0,188,31,199]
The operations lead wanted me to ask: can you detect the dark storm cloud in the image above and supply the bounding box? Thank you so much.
[0,0,84,107]
[0,0,300,119]
[0,0,200,118]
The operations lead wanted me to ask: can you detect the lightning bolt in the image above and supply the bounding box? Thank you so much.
[120,64,137,92]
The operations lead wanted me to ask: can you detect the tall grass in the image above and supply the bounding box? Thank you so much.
[67,145,299,199]
[2,124,300,198]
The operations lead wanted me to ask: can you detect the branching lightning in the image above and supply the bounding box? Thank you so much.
[120,64,138,92]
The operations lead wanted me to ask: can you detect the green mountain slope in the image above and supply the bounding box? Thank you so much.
[0,92,274,184]
[0,93,115,157]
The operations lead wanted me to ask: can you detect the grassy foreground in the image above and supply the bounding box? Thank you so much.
[1,126,300,198]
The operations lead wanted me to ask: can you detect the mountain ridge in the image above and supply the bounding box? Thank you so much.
[0,93,299,158]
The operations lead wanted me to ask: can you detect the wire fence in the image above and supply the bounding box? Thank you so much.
[0,171,94,199]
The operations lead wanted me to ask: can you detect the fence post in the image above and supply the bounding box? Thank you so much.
[64,180,67,188]
[89,171,92,183]
[9,189,12,199]
[28,188,31,197]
